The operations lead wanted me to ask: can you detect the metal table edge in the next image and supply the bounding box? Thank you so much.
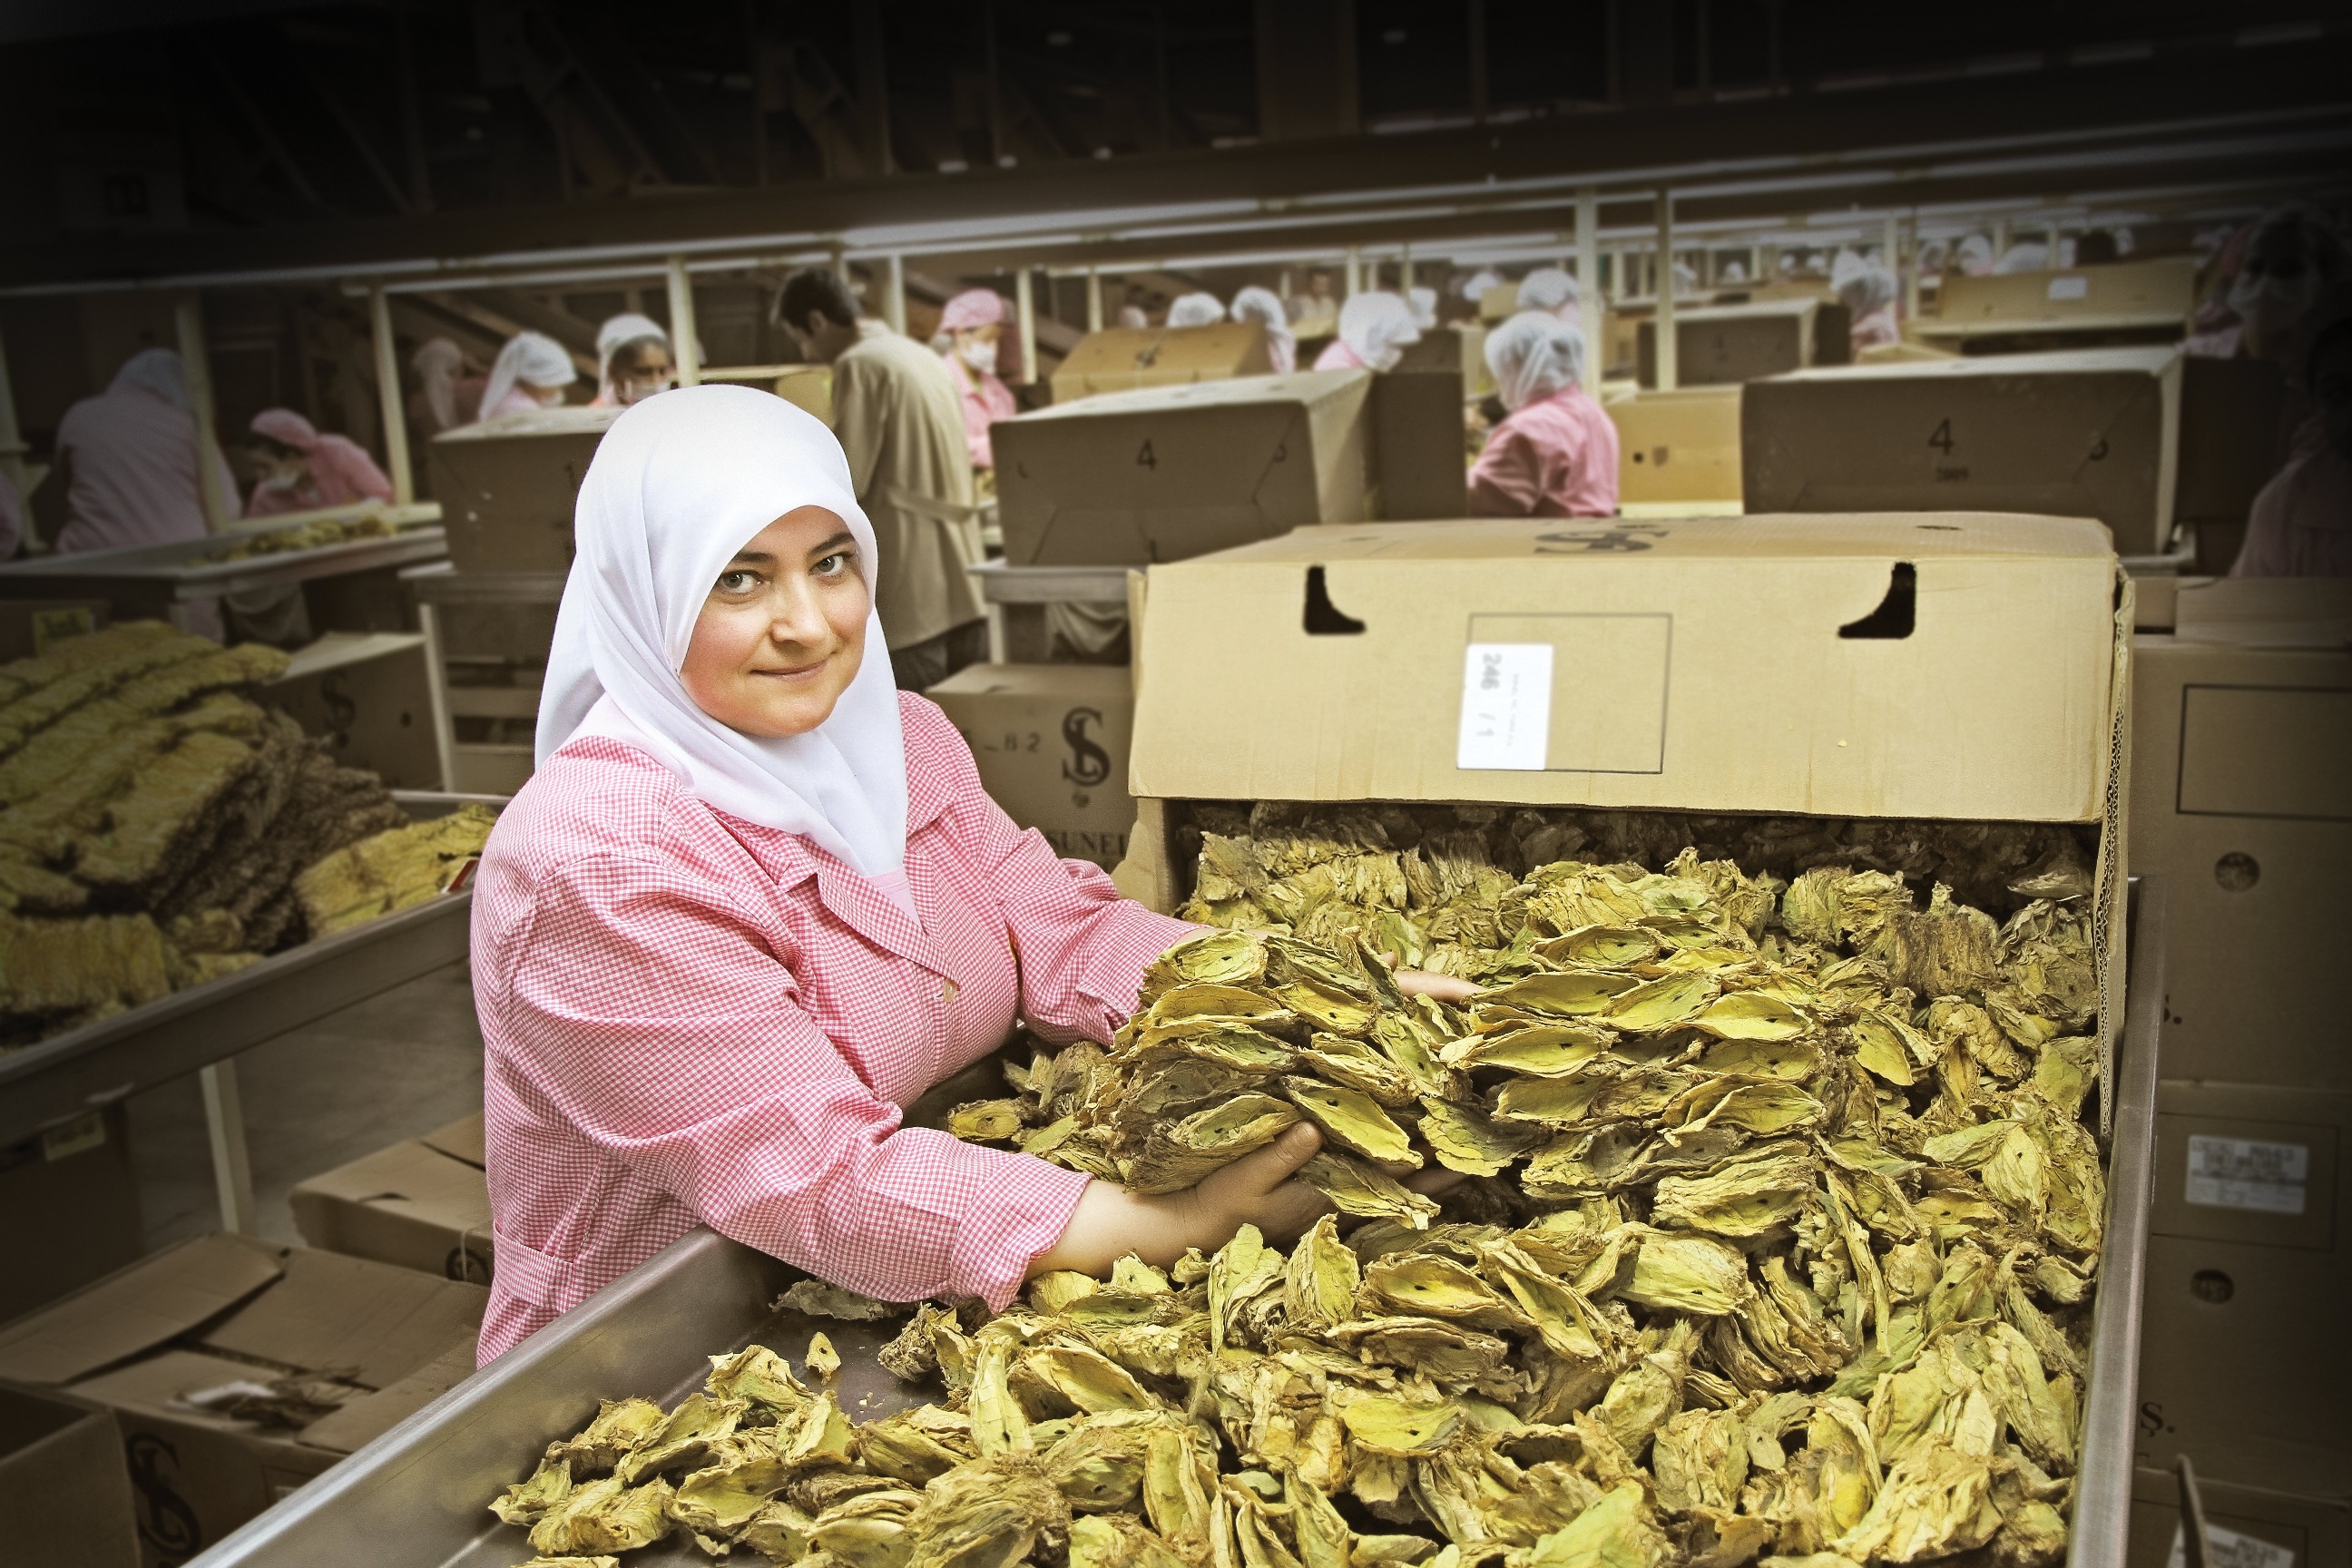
[0,891,474,1144]
[2069,874,2166,1568]
[183,1229,737,1567]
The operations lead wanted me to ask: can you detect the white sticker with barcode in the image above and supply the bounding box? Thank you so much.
[1457,643,1553,771]
[2047,275,2091,300]
[2186,1133,2309,1215]
[2169,1521,2297,1568]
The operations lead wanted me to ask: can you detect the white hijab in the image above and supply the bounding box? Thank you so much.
[1336,291,1421,372]
[480,331,577,422]
[536,385,909,879]
[1485,310,1587,412]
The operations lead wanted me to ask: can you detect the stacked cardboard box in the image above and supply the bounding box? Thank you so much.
[426,405,622,573]
[2127,578,2352,1523]
[267,632,443,791]
[1047,322,1271,404]
[1927,257,2199,337]
[0,1235,486,1567]
[288,1113,493,1286]
[925,664,1137,871]
[0,1382,141,1568]
[1605,385,1744,511]
[1637,299,1818,387]
[0,1108,143,1326]
[1743,348,2280,558]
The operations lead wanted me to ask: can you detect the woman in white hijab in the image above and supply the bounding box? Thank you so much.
[590,313,675,408]
[1165,291,1225,328]
[1228,285,1297,374]
[477,331,579,422]
[1313,291,1421,371]
[475,387,1469,1361]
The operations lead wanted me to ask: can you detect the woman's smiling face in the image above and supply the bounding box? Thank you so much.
[679,506,869,739]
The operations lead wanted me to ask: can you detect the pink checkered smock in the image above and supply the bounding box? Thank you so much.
[471,693,1194,1364]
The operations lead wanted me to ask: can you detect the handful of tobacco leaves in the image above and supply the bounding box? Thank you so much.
[492,812,2106,1568]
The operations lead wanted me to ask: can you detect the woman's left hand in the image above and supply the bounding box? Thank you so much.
[1396,967,1481,1004]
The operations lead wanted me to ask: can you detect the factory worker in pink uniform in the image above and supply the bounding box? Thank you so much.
[242,408,395,517]
[51,348,239,555]
[471,387,1472,1361]
[1468,310,1620,519]
[1313,291,1420,371]
[1838,263,1904,354]
[1165,292,1225,328]
[1229,287,1297,375]
[588,313,676,409]
[1515,266,1580,319]
[477,332,579,423]
[936,289,1019,471]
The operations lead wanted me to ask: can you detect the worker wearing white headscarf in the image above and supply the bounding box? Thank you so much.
[1460,269,1504,305]
[1994,242,2052,276]
[591,313,674,408]
[52,348,239,555]
[1165,292,1224,328]
[1228,286,1296,375]
[1515,267,1580,318]
[1406,287,1438,329]
[478,332,579,423]
[1313,292,1421,372]
[410,338,482,434]
[1838,263,1903,354]
[1468,311,1618,519]
[1954,235,1996,277]
[477,383,1346,1363]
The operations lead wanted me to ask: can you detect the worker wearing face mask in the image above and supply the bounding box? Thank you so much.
[477,332,579,422]
[590,314,676,408]
[936,289,1018,473]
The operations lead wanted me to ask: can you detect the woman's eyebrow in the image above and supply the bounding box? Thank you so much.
[729,549,778,565]
[808,532,856,554]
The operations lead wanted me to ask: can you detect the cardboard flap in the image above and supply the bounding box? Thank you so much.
[296,1340,478,1455]
[2174,577,2352,650]
[417,1112,487,1169]
[286,1138,492,1224]
[1131,514,2120,824]
[66,1348,338,1433]
[198,1250,487,1390]
[0,1235,286,1386]
[270,632,429,683]
[429,404,620,445]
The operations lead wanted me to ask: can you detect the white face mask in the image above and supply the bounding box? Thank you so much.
[956,338,999,376]
[2229,265,2322,340]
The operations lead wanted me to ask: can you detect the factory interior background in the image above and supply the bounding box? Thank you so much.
[0,5,2344,1568]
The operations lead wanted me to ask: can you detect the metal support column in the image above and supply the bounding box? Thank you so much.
[175,293,234,534]
[368,284,416,505]
[201,1058,257,1234]
[416,598,458,792]
[1344,246,1362,299]
[1085,268,1103,333]
[1653,191,1678,391]
[1014,268,1036,387]
[0,317,33,549]
[1902,215,1922,323]
[1577,188,1602,385]
[1399,244,1414,291]
[883,254,906,337]
[666,257,702,385]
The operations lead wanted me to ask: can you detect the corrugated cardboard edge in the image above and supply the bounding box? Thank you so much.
[2095,571,2135,1142]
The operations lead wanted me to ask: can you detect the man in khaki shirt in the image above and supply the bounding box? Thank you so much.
[779,270,988,689]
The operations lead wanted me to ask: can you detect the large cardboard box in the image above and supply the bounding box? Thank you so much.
[266,631,441,790]
[1606,386,1744,506]
[2128,579,2352,1088]
[1936,256,2199,329]
[2135,1081,2352,1500]
[1742,347,2192,555]
[426,405,620,573]
[0,1108,142,1326]
[0,1384,141,1568]
[1393,325,1493,398]
[2130,1467,2351,1568]
[1117,513,2131,1069]
[288,1113,493,1285]
[1638,299,1818,387]
[926,663,1136,870]
[1369,367,1469,522]
[1048,321,1271,404]
[0,1234,487,1567]
[994,370,1372,567]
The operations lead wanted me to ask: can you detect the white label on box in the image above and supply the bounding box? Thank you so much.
[2047,275,2091,300]
[1458,643,1553,770]
[2169,1523,2297,1568]
[2185,1134,2309,1215]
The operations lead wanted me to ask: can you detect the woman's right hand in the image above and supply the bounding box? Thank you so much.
[1025,1124,1332,1280]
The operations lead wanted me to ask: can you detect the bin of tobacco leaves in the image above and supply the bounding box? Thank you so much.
[189,513,2146,1568]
